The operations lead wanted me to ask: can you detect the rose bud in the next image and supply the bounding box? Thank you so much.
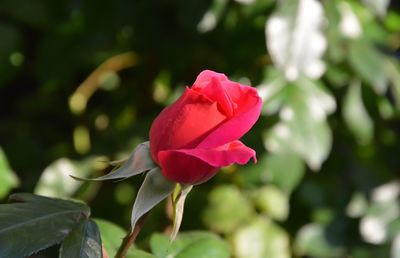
[149,70,262,185]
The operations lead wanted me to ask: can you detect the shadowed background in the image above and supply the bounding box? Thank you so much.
[0,0,400,257]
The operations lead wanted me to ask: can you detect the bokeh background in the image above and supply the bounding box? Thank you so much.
[1,0,400,257]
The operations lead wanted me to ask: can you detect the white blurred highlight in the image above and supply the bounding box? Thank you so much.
[339,2,362,39]
[360,216,387,244]
[372,181,400,203]
[266,0,327,81]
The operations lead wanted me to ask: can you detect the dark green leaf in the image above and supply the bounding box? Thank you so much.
[60,219,102,258]
[0,193,90,258]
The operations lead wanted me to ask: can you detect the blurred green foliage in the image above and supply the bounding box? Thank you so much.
[0,0,400,257]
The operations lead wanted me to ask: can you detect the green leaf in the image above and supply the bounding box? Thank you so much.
[150,231,231,258]
[348,40,388,94]
[0,147,19,198]
[94,219,126,257]
[0,193,90,258]
[295,223,344,258]
[384,58,400,110]
[127,249,157,258]
[264,152,305,194]
[72,141,155,182]
[257,68,287,115]
[203,185,254,234]
[149,233,173,258]
[343,79,374,145]
[253,186,289,221]
[346,192,368,218]
[60,219,102,258]
[264,78,334,170]
[385,11,400,32]
[232,217,290,258]
[131,167,175,230]
[94,218,154,258]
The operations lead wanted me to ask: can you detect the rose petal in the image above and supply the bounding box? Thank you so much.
[197,85,262,148]
[174,140,256,167]
[193,76,236,117]
[193,70,228,87]
[149,88,227,161]
[157,150,218,185]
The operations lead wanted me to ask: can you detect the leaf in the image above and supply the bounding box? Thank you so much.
[264,152,305,194]
[348,40,388,94]
[94,218,155,258]
[149,233,173,258]
[253,186,289,221]
[72,141,155,181]
[264,78,335,170]
[35,157,102,198]
[127,249,157,258]
[171,185,193,241]
[266,0,327,81]
[94,219,126,257]
[360,182,400,244]
[0,193,90,258]
[384,58,400,110]
[131,167,176,230]
[60,219,102,258]
[150,231,231,258]
[343,79,374,145]
[0,147,19,198]
[232,217,290,258]
[203,185,254,234]
[295,223,344,258]
[257,69,287,115]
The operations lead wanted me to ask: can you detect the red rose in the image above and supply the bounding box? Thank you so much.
[149,70,262,185]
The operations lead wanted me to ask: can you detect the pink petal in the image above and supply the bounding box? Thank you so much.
[193,70,228,87]
[193,76,236,117]
[157,150,218,185]
[197,85,262,149]
[149,88,227,161]
[174,140,256,167]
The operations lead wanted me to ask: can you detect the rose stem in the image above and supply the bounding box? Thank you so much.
[115,213,149,258]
